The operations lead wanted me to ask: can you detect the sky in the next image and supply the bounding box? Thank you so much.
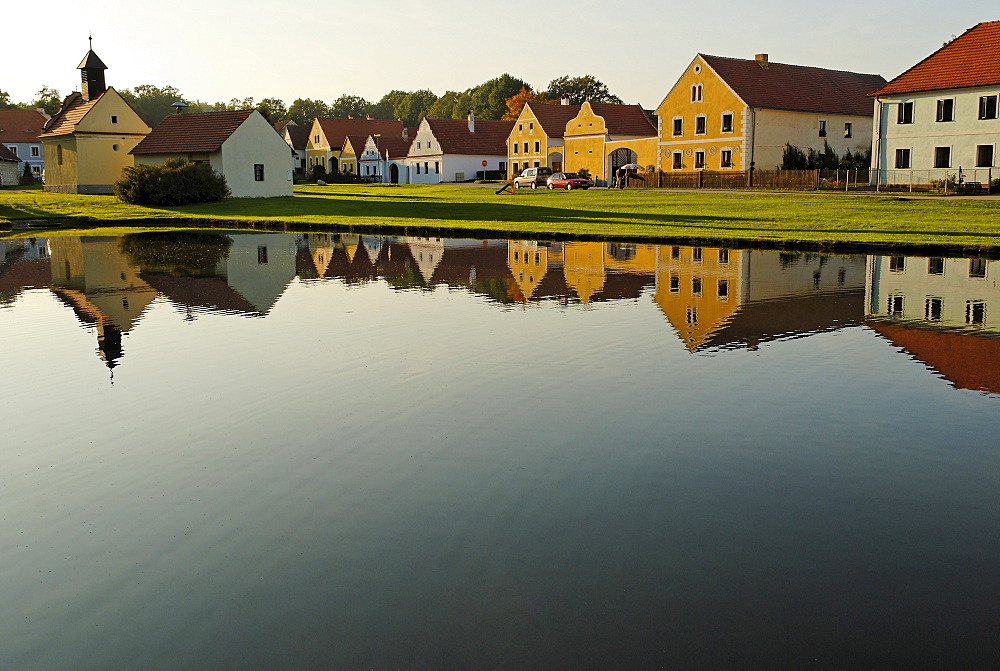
[5,1,995,111]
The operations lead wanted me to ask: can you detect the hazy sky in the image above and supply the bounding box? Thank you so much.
[6,1,993,110]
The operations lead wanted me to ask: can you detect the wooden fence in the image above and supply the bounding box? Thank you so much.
[624,169,873,191]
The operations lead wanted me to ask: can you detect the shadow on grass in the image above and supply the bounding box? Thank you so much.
[163,194,754,231]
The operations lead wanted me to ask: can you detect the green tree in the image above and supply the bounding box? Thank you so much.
[328,95,370,118]
[288,98,330,126]
[256,97,287,123]
[0,90,17,110]
[19,162,35,185]
[544,75,622,105]
[466,74,529,120]
[32,86,63,116]
[119,84,184,126]
[394,90,438,126]
[425,91,462,119]
[369,90,409,121]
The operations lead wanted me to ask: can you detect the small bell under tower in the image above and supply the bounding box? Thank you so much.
[78,36,108,101]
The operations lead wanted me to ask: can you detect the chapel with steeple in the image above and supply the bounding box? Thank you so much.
[39,39,150,193]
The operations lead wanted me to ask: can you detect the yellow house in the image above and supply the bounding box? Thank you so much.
[655,53,885,173]
[305,116,403,174]
[562,102,658,183]
[338,135,367,175]
[39,47,150,193]
[506,101,582,177]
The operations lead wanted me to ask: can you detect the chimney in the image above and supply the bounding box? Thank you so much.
[560,94,570,106]
[467,109,475,133]
[365,113,374,121]
[755,53,769,68]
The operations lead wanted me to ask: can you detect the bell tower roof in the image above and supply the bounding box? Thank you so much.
[77,35,107,70]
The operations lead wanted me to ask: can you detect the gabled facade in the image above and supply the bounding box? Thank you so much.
[870,21,1000,186]
[656,53,885,173]
[0,109,50,179]
[130,110,293,198]
[358,134,413,182]
[563,102,658,182]
[507,101,581,177]
[39,47,150,194]
[274,120,309,175]
[339,135,367,175]
[304,116,404,174]
[405,113,514,184]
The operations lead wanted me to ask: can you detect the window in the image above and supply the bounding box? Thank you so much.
[717,279,729,299]
[511,162,518,173]
[529,122,533,130]
[927,258,944,275]
[669,273,680,293]
[257,246,268,264]
[671,246,680,260]
[933,146,951,168]
[31,146,39,157]
[686,306,698,325]
[897,101,914,124]
[533,141,540,153]
[512,143,519,154]
[523,142,528,153]
[416,163,421,174]
[895,148,911,169]
[936,98,955,122]
[967,300,986,325]
[692,247,703,262]
[690,84,703,102]
[111,115,118,124]
[837,268,846,286]
[518,124,522,131]
[721,113,733,133]
[969,258,987,278]
[314,134,319,144]
[925,297,943,321]
[695,116,706,134]
[818,120,827,137]
[888,294,904,317]
[254,164,264,181]
[979,95,998,119]
[533,161,540,168]
[672,118,682,136]
[720,149,732,168]
[976,145,994,167]
[692,277,702,295]
[844,122,853,138]
[672,152,682,169]
[694,150,705,169]
[718,249,729,264]
[434,161,439,174]
[889,256,905,272]
[416,141,421,149]
[424,161,429,174]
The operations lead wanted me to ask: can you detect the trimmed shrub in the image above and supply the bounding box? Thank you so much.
[115,158,230,205]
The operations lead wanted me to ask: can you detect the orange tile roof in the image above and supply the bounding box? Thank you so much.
[425,118,515,155]
[373,134,413,159]
[39,92,100,137]
[130,110,254,154]
[702,54,885,116]
[0,109,50,143]
[343,134,367,153]
[587,103,657,136]
[524,102,581,138]
[873,21,1000,95]
[315,117,405,149]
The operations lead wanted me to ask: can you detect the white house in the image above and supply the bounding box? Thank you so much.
[405,113,514,183]
[871,21,1000,187]
[0,109,49,179]
[130,109,293,198]
[358,133,413,182]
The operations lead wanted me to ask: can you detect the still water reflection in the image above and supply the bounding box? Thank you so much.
[2,232,1000,667]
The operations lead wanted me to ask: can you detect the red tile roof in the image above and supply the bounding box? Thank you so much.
[0,109,50,144]
[315,117,405,149]
[343,134,367,153]
[702,54,886,116]
[284,124,310,151]
[524,102,581,138]
[425,118,515,155]
[873,21,1000,95]
[868,321,1000,394]
[588,103,657,136]
[40,91,100,137]
[373,134,413,159]
[130,110,254,154]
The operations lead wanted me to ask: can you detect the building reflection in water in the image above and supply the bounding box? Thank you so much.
[5,230,1000,394]
[866,254,1000,394]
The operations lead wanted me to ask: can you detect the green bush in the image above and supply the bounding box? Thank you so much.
[18,163,35,186]
[115,158,230,205]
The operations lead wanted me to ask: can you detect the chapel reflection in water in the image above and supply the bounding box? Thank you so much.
[3,232,1000,393]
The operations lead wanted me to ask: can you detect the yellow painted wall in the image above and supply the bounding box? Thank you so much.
[656,56,748,172]
[563,103,657,180]
[562,241,605,303]
[42,135,78,191]
[507,105,559,174]
[507,240,549,300]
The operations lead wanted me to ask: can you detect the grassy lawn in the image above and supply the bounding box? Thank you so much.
[3,184,1000,249]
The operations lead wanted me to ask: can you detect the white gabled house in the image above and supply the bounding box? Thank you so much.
[130,109,293,198]
[358,134,414,182]
[871,20,1000,187]
[405,113,514,183]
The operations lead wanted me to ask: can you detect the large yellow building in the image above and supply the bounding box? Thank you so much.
[562,102,658,183]
[507,102,582,176]
[656,54,885,173]
[39,47,150,194]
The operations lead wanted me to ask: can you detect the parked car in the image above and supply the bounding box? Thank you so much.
[513,167,553,189]
[546,172,593,190]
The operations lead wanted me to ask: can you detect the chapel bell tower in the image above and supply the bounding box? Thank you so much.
[78,36,108,101]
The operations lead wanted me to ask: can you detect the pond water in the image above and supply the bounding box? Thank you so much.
[2,231,1000,667]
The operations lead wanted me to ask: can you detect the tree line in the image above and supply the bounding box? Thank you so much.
[0,74,623,129]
